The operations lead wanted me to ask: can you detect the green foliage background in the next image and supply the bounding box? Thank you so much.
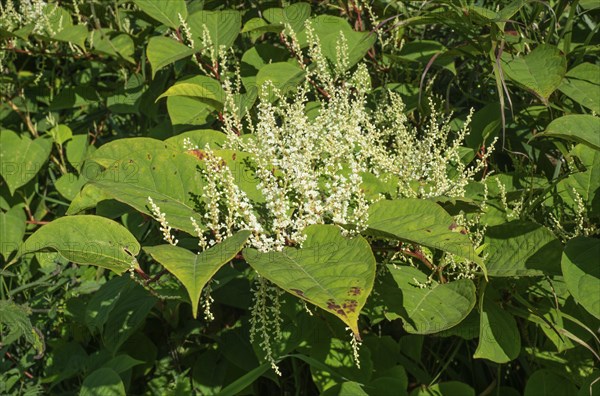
[0,0,599,395]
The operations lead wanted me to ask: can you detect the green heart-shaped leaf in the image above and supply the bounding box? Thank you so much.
[263,3,311,33]
[187,10,241,52]
[383,265,476,334]
[255,62,305,101]
[473,287,521,363]
[560,144,600,218]
[18,215,140,273]
[157,77,225,110]
[92,30,135,64]
[80,368,126,396]
[485,221,562,277]
[558,62,600,113]
[366,199,484,270]
[243,224,376,339]
[134,0,187,29]
[305,15,375,71]
[86,146,206,235]
[502,44,566,103]
[524,370,578,396]
[147,37,195,78]
[0,130,52,195]
[145,231,250,317]
[537,114,600,151]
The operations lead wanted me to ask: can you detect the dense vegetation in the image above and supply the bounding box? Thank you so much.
[1,0,599,395]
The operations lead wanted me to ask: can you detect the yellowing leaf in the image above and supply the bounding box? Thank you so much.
[243,225,376,339]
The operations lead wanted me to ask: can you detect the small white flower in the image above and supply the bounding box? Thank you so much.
[148,196,178,246]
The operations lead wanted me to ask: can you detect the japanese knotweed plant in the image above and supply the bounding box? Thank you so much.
[18,23,491,373]
[148,27,490,370]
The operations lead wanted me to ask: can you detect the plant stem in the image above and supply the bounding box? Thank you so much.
[5,98,38,137]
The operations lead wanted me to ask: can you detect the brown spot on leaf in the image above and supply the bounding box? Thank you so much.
[348,287,362,296]
[290,288,305,297]
[342,299,358,313]
[188,149,206,160]
[326,299,341,312]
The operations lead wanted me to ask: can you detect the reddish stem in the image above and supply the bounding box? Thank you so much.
[146,268,169,285]
[352,2,364,31]
[401,247,447,283]
[134,267,150,281]
[4,352,34,379]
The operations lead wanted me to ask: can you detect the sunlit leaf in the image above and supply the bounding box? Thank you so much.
[485,221,562,277]
[145,230,251,317]
[263,3,311,33]
[366,199,484,269]
[243,224,376,338]
[18,215,140,274]
[147,37,195,77]
[558,63,600,113]
[187,10,241,52]
[255,62,305,101]
[134,0,187,29]
[537,115,600,151]
[502,44,566,104]
[0,130,52,195]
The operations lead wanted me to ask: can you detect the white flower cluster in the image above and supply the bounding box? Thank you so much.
[204,46,492,253]
[171,23,495,254]
[199,146,264,246]
[496,178,525,220]
[147,197,178,246]
[178,12,194,49]
[348,327,362,369]
[0,0,47,32]
[231,78,375,247]
[548,187,598,241]
[249,277,284,375]
[444,212,488,281]
[0,0,49,74]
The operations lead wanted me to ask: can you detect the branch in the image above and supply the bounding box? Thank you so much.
[5,98,38,137]
[146,268,169,285]
[372,244,447,283]
[401,247,447,283]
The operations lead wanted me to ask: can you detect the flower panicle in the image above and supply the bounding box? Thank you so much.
[147,196,178,246]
